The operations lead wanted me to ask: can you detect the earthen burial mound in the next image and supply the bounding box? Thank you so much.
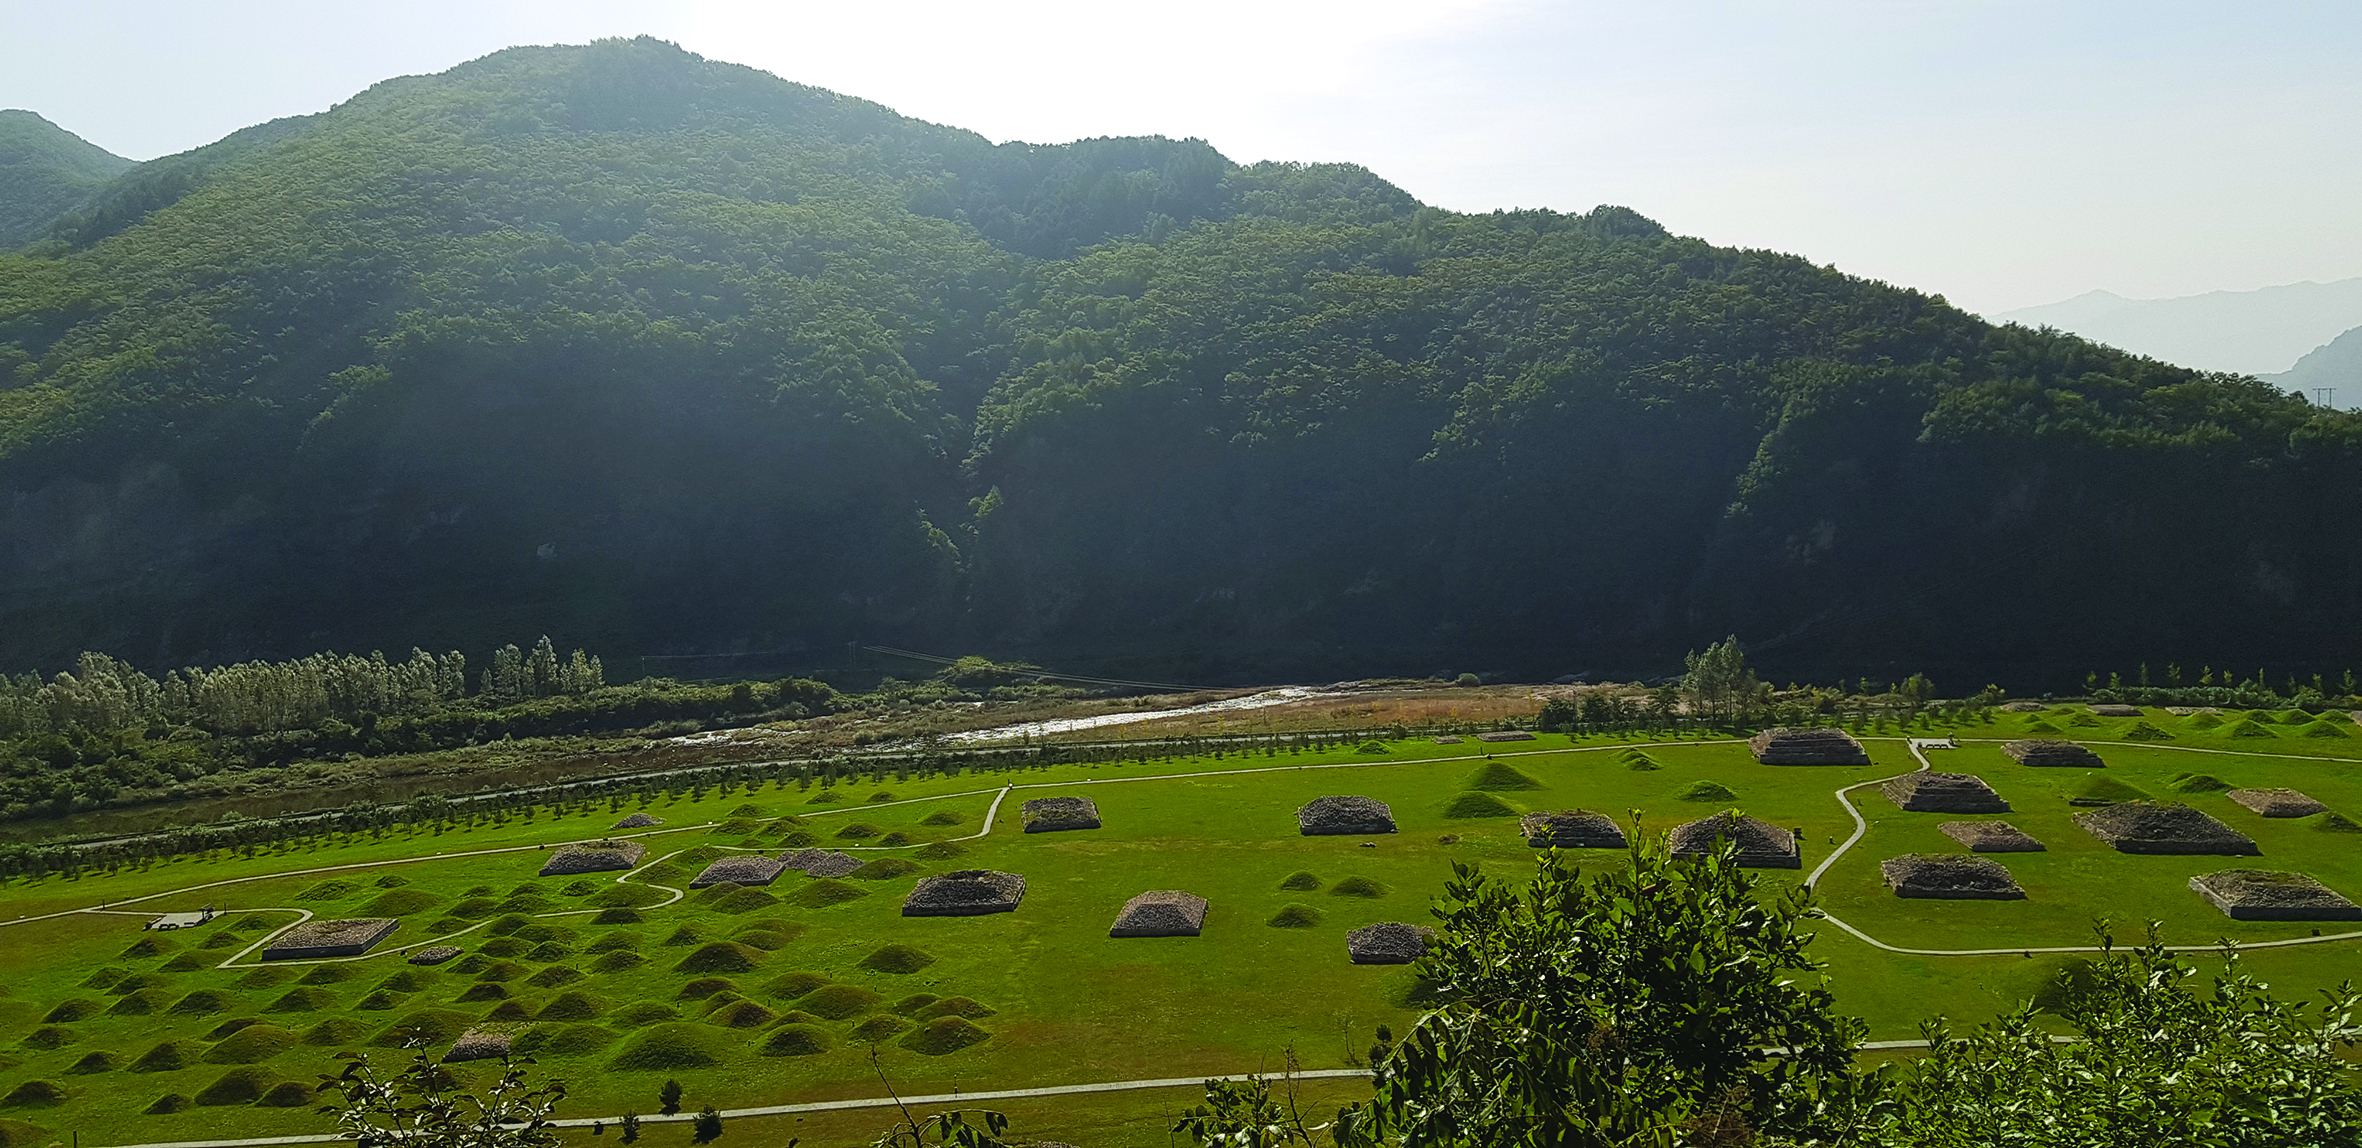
[538,840,647,876]
[798,850,862,878]
[1108,891,1208,937]
[407,945,463,966]
[2003,740,2105,768]
[690,856,786,888]
[1346,922,1432,964]
[1748,727,1869,765]
[1939,821,2045,852]
[1518,810,1628,849]
[1880,854,2026,900]
[1882,772,2009,813]
[2075,801,2259,855]
[1669,812,1800,868]
[2227,788,2329,818]
[1298,796,1396,835]
[1021,796,1102,832]
[2189,870,2362,920]
[264,918,398,960]
[903,870,1026,916]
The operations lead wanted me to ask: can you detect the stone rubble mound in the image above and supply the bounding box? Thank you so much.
[1668,812,1800,868]
[264,918,398,960]
[2226,788,2329,818]
[611,812,663,829]
[1021,796,1103,832]
[1939,821,2045,852]
[903,870,1027,916]
[1748,727,1870,765]
[1881,772,2010,813]
[538,840,647,876]
[2190,869,2362,920]
[1998,701,2047,712]
[1347,922,1432,964]
[2003,740,2105,768]
[2075,801,2259,855]
[2089,704,2144,717]
[798,850,862,878]
[1108,890,1209,937]
[1879,854,2026,900]
[1475,731,1536,742]
[1297,795,1397,836]
[1517,810,1629,849]
[407,945,463,966]
[443,1030,512,1063]
[690,855,786,888]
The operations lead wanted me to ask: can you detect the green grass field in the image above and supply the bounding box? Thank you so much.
[1,705,2358,1147]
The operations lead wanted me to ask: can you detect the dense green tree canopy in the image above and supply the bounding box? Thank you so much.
[0,37,2355,684]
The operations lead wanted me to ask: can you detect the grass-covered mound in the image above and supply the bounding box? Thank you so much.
[920,811,965,826]
[858,944,937,974]
[1278,871,1322,891]
[850,1015,912,1041]
[913,841,969,861]
[760,1025,833,1056]
[916,997,995,1020]
[593,907,644,925]
[40,1000,96,1023]
[203,1024,299,1064]
[359,889,442,916]
[704,1000,777,1028]
[0,1120,50,1147]
[2123,721,2174,741]
[514,1024,614,1058]
[706,887,780,914]
[1464,761,1542,791]
[2312,812,2362,834]
[2074,776,2152,804]
[608,1003,680,1028]
[760,972,830,1001]
[675,942,764,974]
[2182,711,2225,729]
[2300,721,2352,739]
[800,984,884,1020]
[1621,750,1662,771]
[2225,719,2278,739]
[2167,773,2231,794]
[848,858,924,881]
[590,950,646,973]
[19,1028,74,1050]
[1440,791,1519,818]
[674,978,738,1001]
[787,879,869,908]
[607,1023,726,1071]
[538,991,606,1021]
[0,1082,65,1110]
[1268,904,1323,928]
[835,823,884,840]
[193,1067,275,1106]
[301,1018,373,1046]
[66,1052,116,1074]
[369,1009,471,1048]
[902,1017,991,1055]
[731,921,804,951]
[1330,876,1389,898]
[1678,780,1738,802]
[129,1042,196,1073]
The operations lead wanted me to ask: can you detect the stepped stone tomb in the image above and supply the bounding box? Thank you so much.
[1298,795,1397,835]
[1669,812,1801,868]
[1022,796,1103,832]
[1939,821,2046,852]
[611,812,663,829]
[1108,891,1209,937]
[2075,801,2259,855]
[407,945,462,966]
[1880,854,2026,900]
[1475,731,1536,742]
[2226,788,2329,818]
[690,855,786,888]
[1882,772,2010,813]
[2190,870,2362,920]
[538,840,647,876]
[904,870,1027,916]
[1748,727,1870,765]
[264,918,398,960]
[2003,739,2105,768]
[1518,810,1629,849]
[1347,922,1433,964]
[2089,704,2144,717]
[444,1030,512,1062]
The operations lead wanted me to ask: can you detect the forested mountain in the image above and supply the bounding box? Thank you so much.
[1,38,2357,688]
[2269,324,2362,408]
[0,109,135,246]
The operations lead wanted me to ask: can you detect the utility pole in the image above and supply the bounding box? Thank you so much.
[2314,387,2336,408]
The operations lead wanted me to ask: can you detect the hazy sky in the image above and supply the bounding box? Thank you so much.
[4,0,2357,315]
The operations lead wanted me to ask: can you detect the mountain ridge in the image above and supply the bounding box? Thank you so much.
[0,37,2356,687]
[0,108,137,246]
[1997,277,2362,376]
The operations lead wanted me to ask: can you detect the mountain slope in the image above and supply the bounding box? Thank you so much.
[2268,324,2362,409]
[0,109,136,246]
[1,38,2357,685]
[1997,279,2362,376]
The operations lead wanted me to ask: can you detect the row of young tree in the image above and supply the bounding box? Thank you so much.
[0,637,603,740]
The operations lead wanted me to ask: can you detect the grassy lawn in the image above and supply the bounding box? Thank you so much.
[0,705,2356,1146]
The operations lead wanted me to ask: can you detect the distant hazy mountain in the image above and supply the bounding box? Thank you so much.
[1996,278,2362,376]
[2268,324,2362,408]
[0,109,135,246]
